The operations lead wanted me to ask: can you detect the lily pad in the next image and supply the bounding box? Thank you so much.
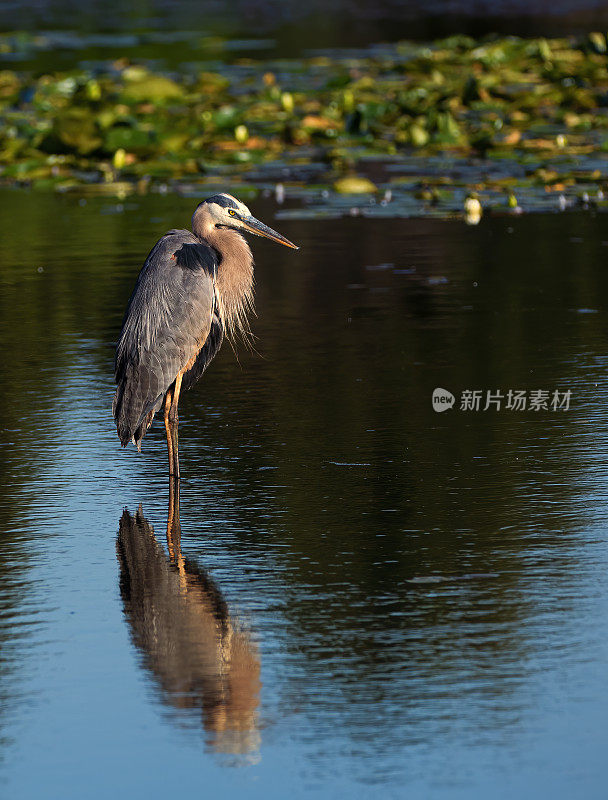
[104,125,156,154]
[333,176,378,194]
[50,108,102,155]
[122,74,184,103]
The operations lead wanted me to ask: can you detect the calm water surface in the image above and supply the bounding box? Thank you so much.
[0,190,607,797]
[5,0,608,54]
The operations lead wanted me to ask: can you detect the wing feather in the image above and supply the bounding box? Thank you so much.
[113,230,221,448]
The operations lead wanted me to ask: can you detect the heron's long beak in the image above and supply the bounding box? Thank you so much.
[241,216,299,249]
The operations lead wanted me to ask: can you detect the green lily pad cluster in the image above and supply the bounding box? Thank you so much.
[2,31,608,207]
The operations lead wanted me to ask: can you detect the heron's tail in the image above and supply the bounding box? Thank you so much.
[113,367,162,451]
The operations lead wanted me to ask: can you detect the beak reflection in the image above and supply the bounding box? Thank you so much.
[117,482,261,758]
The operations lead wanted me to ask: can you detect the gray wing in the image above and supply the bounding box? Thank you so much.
[113,230,221,448]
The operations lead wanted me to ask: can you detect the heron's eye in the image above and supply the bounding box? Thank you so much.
[228,209,237,216]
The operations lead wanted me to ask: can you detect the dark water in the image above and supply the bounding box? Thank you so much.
[0,189,607,797]
[5,0,608,37]
[3,0,608,65]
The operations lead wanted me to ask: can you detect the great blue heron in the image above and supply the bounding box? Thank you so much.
[113,193,298,478]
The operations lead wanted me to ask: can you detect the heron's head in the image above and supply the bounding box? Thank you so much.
[193,193,299,249]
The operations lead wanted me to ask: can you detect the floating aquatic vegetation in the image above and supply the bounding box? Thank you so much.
[333,175,378,194]
[2,32,608,218]
[464,192,483,225]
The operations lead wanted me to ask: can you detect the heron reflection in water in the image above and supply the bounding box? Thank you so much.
[117,482,261,757]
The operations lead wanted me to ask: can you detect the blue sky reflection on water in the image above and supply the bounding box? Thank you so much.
[0,193,607,797]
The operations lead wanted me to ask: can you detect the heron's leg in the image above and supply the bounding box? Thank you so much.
[164,387,175,478]
[168,372,183,480]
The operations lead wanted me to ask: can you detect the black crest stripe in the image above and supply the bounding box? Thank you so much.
[203,194,239,210]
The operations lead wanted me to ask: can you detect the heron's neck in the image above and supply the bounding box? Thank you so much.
[201,225,254,339]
